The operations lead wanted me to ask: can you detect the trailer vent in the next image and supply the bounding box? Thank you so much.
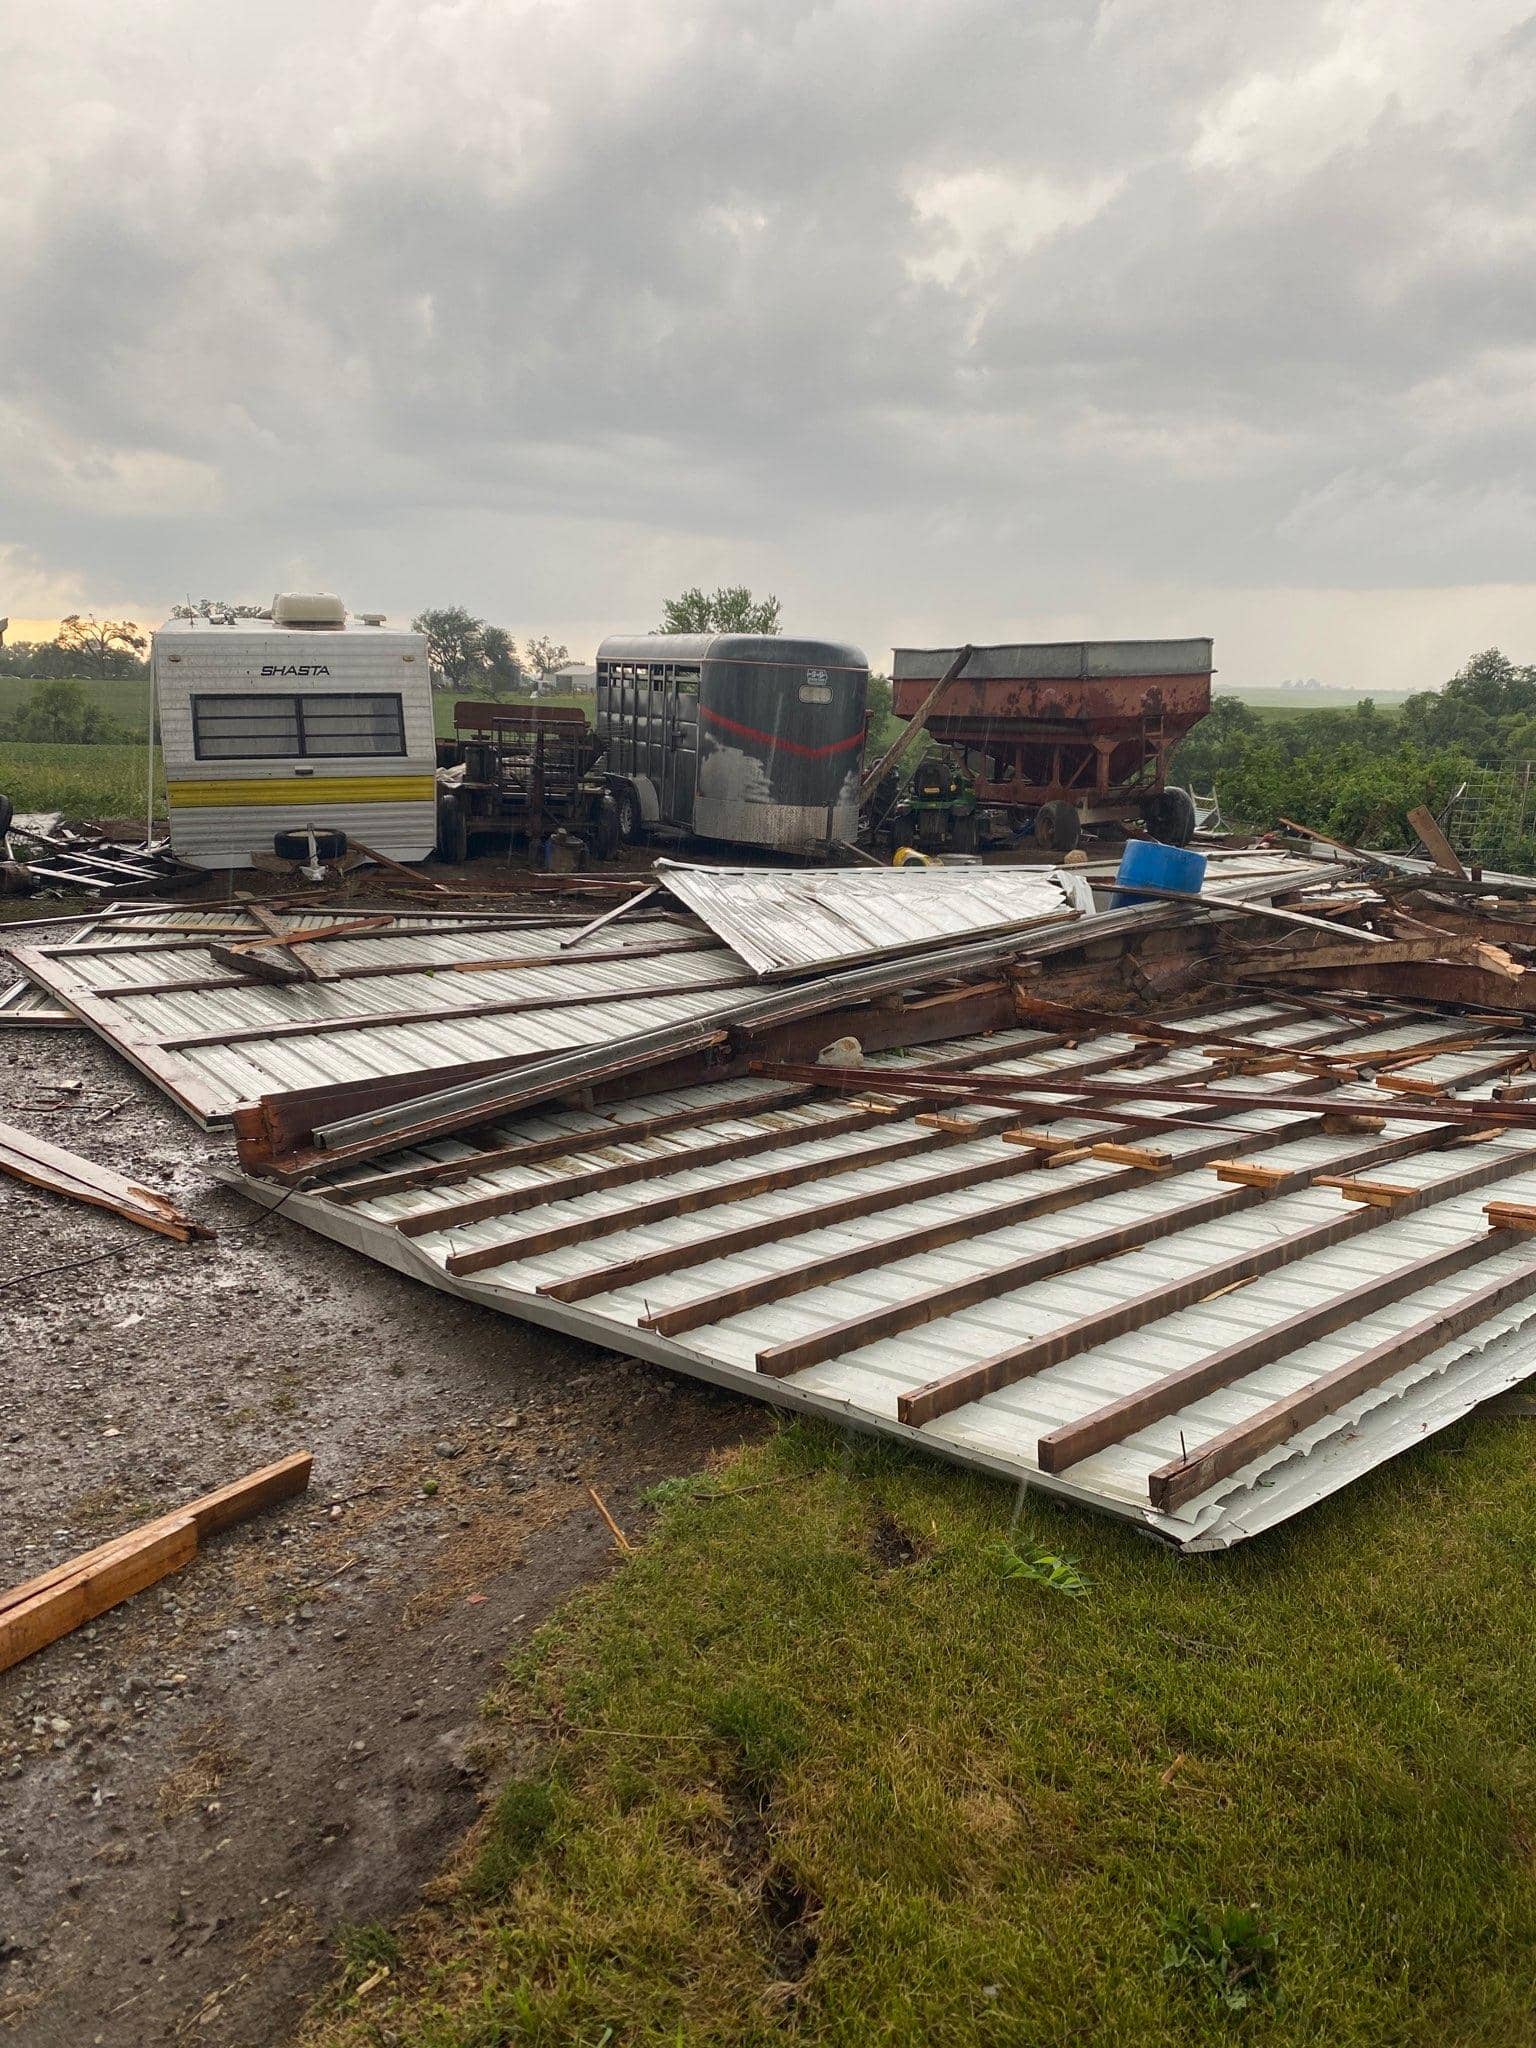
[272,592,346,628]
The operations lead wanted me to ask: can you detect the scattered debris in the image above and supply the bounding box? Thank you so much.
[0,1120,214,1240]
[1,819,197,896]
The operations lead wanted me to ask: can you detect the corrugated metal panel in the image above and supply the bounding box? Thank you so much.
[653,861,1091,976]
[0,975,76,1027]
[8,910,757,1124]
[230,994,1536,1548]
[305,854,1347,1156]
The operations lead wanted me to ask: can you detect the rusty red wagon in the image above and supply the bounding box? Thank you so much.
[888,638,1213,852]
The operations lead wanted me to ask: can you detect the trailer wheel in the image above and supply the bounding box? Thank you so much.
[592,795,621,861]
[614,785,644,846]
[1033,800,1081,855]
[273,827,348,863]
[436,796,468,865]
[1140,787,1197,847]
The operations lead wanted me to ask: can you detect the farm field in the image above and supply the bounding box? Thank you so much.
[2,742,160,819]
[1215,687,1416,722]
[0,673,153,730]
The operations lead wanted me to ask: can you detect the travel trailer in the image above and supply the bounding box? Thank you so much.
[152,594,436,868]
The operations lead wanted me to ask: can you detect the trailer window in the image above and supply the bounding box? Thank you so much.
[191,695,302,759]
[299,693,407,756]
[191,692,407,760]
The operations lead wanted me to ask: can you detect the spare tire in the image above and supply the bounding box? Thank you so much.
[1140,787,1197,848]
[273,827,349,863]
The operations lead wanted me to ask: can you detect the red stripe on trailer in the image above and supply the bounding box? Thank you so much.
[699,706,864,760]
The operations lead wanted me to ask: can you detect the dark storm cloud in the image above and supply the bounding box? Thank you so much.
[1,0,1534,678]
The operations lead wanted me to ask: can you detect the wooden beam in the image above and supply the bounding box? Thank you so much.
[107,934,718,1001]
[1037,1226,1501,1475]
[0,1452,313,1617]
[0,1521,196,1675]
[896,1142,1536,1428]
[393,1096,943,1238]
[556,885,660,949]
[642,1128,1330,1338]
[1405,804,1468,878]
[0,1452,311,1671]
[0,1121,214,1241]
[319,1085,815,1203]
[1146,1247,1536,1510]
[448,1109,1024,1275]
[747,1060,1536,1132]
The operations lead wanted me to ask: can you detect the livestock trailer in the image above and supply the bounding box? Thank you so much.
[153,595,436,869]
[888,638,1213,852]
[594,633,869,852]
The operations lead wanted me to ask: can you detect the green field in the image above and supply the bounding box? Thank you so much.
[2,742,161,819]
[306,1415,1536,2048]
[0,673,153,731]
[1216,689,1415,723]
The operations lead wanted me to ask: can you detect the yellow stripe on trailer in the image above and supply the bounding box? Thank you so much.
[165,775,436,808]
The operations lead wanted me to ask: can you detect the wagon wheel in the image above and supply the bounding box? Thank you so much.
[1033,800,1081,855]
[1140,787,1197,848]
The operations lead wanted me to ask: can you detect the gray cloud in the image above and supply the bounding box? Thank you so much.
[2,0,1535,684]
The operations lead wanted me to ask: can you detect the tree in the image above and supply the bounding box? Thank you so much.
[524,635,571,679]
[411,607,486,691]
[9,676,128,743]
[55,614,147,678]
[481,626,524,694]
[657,585,782,634]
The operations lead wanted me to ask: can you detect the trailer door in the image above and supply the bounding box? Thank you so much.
[665,669,699,827]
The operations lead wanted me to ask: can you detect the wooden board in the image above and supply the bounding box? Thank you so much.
[0,1519,196,1674]
[1406,804,1468,878]
[0,1453,312,1619]
[0,1121,213,1241]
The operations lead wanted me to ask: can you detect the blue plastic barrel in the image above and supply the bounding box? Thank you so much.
[1111,837,1207,909]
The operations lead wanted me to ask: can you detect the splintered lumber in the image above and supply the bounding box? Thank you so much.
[1485,1202,1536,1234]
[215,901,393,983]
[1312,1174,1415,1207]
[0,1122,213,1242]
[0,1454,312,1672]
[1406,804,1469,878]
[1211,1160,1291,1190]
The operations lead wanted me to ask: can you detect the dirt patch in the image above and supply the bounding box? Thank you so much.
[867,1510,920,1571]
[0,1016,764,2046]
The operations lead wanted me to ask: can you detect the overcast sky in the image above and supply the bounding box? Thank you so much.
[3,0,1535,686]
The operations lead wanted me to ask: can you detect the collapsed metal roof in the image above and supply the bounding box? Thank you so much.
[231,992,1536,1549]
[653,860,1095,977]
[8,904,760,1124]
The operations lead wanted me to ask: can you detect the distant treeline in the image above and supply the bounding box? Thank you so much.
[1172,648,1536,862]
[0,614,147,680]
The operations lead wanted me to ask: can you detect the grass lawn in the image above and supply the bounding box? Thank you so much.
[2,741,162,819]
[305,1413,1536,2048]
